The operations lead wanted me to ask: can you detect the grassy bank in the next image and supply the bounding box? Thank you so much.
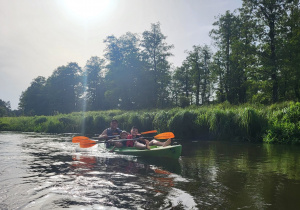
[0,102,299,144]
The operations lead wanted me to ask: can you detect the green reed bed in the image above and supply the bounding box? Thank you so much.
[0,102,299,144]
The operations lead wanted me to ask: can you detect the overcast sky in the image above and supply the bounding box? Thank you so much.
[0,0,242,110]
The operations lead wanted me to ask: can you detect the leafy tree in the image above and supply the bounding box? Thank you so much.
[199,45,213,105]
[242,0,287,103]
[173,61,193,105]
[46,62,83,114]
[236,6,260,103]
[210,51,226,103]
[104,32,149,109]
[0,99,11,117]
[84,56,106,110]
[184,45,213,105]
[210,10,242,104]
[141,22,174,108]
[19,76,48,115]
[278,0,300,101]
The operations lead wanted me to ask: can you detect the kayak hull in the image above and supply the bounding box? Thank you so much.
[108,145,182,159]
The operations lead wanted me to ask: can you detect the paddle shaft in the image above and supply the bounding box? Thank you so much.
[80,138,139,146]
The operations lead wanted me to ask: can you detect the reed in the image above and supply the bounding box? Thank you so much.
[0,102,299,144]
[264,102,300,144]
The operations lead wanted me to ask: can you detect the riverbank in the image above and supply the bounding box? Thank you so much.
[0,102,299,144]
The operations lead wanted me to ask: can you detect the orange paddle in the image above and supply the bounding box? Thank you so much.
[79,139,97,148]
[72,136,89,143]
[140,130,157,135]
[153,132,175,139]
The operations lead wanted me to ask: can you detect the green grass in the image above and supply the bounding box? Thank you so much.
[1,102,299,144]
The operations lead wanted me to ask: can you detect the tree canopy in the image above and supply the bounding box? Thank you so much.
[10,2,300,116]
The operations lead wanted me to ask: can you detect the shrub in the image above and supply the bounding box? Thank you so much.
[94,115,107,134]
[140,112,156,132]
[264,102,300,144]
[81,115,95,135]
[238,108,267,141]
[34,117,47,125]
[46,121,63,133]
[153,110,174,133]
[169,110,199,139]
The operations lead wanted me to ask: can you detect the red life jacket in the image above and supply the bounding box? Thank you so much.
[126,135,134,147]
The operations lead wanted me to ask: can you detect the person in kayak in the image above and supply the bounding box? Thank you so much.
[99,119,123,148]
[126,126,172,149]
[109,130,128,152]
[126,126,151,150]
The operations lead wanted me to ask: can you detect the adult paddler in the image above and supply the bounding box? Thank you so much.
[99,119,123,148]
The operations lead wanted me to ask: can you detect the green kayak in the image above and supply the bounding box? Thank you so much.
[107,145,182,159]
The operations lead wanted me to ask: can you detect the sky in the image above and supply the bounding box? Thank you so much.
[0,0,242,110]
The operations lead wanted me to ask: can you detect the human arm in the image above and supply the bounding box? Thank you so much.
[98,129,108,140]
[109,146,116,152]
[138,137,149,144]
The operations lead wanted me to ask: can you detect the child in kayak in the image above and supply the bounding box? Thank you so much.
[126,126,172,150]
[109,130,129,152]
[126,126,151,150]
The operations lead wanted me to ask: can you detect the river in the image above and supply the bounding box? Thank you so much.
[0,132,300,209]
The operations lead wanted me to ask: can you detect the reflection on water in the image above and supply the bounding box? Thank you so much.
[180,141,300,209]
[1,132,300,209]
[0,132,196,209]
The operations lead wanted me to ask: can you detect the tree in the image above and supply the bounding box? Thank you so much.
[104,32,149,109]
[235,6,259,103]
[0,99,11,117]
[84,56,106,110]
[278,0,300,101]
[210,9,259,104]
[173,61,193,105]
[210,10,243,104]
[210,51,226,103]
[19,76,48,115]
[242,0,287,103]
[141,22,174,108]
[184,45,213,105]
[46,62,83,114]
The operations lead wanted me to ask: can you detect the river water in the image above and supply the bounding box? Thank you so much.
[1,132,300,209]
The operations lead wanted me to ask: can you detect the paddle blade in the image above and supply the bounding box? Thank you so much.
[79,139,97,148]
[141,130,157,135]
[154,132,175,139]
[72,136,89,143]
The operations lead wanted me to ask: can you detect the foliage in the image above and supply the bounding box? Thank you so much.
[169,110,200,139]
[1,103,300,144]
[264,102,300,144]
[141,22,174,108]
[0,99,12,117]
[13,3,300,115]
[84,56,106,111]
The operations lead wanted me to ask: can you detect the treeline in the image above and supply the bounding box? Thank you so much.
[1,102,299,144]
[0,99,21,117]
[11,0,300,115]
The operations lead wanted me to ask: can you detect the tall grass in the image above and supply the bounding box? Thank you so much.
[1,102,299,144]
[264,102,300,144]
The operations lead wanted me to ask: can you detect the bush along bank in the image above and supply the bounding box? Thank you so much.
[0,102,299,144]
[264,102,300,144]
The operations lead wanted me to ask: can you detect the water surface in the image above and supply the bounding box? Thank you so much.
[0,132,300,209]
